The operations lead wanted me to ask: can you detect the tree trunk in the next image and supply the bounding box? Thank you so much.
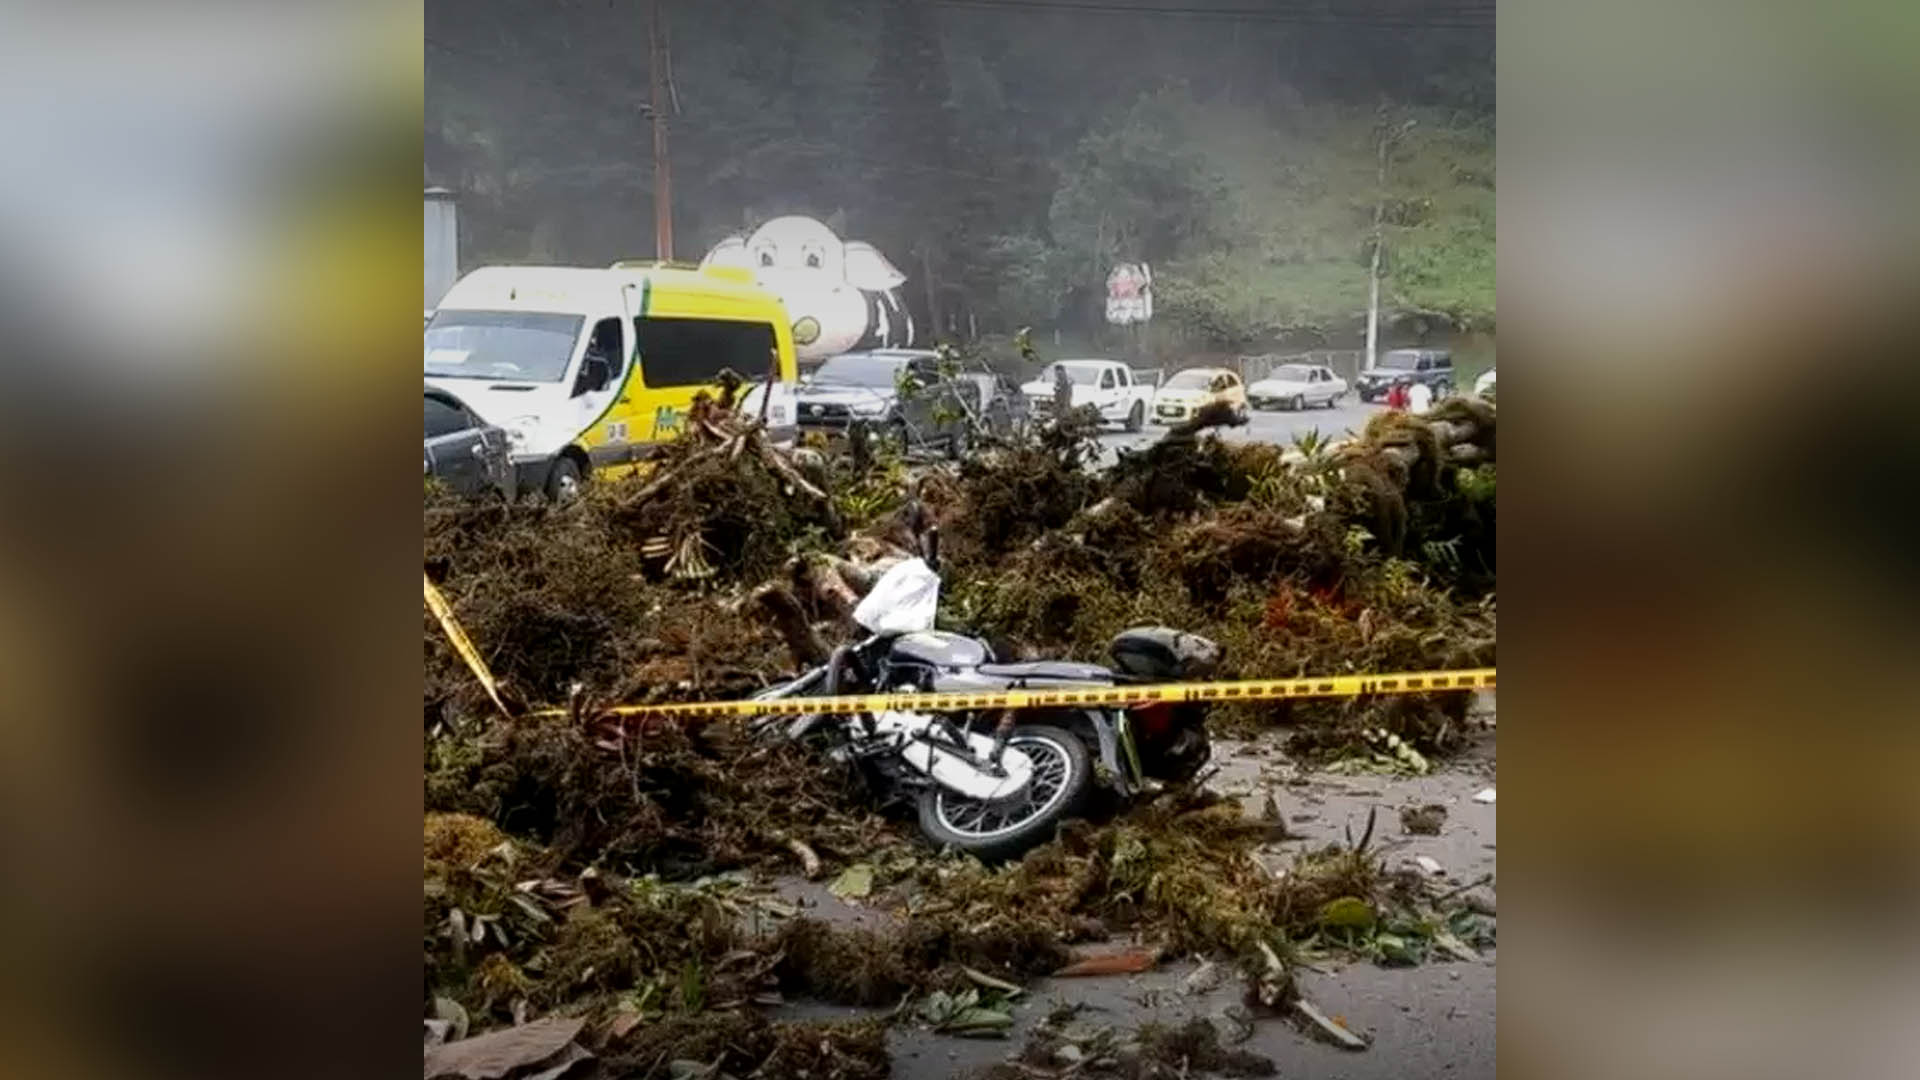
[752,583,828,668]
[919,240,944,344]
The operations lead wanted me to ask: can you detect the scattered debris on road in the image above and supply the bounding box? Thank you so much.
[423,399,1497,1074]
[1400,803,1448,835]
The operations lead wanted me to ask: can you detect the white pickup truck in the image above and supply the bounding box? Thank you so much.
[1020,358,1154,432]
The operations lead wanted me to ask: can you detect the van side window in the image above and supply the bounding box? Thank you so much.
[424,396,470,439]
[631,317,778,388]
[1099,368,1116,390]
[1116,367,1130,387]
[573,317,624,396]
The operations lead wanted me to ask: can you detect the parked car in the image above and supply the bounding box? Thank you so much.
[796,349,981,455]
[1020,358,1152,431]
[962,371,1031,437]
[1474,368,1496,398]
[1356,348,1454,403]
[1151,367,1249,425]
[424,386,515,499]
[1247,362,1347,411]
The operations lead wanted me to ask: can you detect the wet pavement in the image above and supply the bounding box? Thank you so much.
[762,694,1497,1078]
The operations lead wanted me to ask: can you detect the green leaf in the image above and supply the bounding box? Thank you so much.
[1432,929,1480,962]
[943,1007,1015,1037]
[828,863,875,900]
[1318,896,1376,931]
[1374,933,1418,966]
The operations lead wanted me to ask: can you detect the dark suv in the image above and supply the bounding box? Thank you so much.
[796,349,983,455]
[1356,348,1454,403]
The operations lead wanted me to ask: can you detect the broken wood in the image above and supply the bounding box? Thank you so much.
[753,434,831,503]
[1294,999,1369,1051]
[790,554,863,625]
[1054,944,1161,977]
[752,582,830,667]
[782,835,822,878]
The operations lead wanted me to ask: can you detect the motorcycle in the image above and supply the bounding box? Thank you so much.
[747,549,1221,861]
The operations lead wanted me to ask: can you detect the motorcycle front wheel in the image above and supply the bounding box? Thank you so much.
[916,724,1093,862]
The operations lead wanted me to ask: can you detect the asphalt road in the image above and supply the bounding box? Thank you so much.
[767,699,1498,1080]
[1092,396,1387,465]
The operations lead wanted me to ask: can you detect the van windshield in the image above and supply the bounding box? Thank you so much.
[1048,364,1101,386]
[426,311,582,382]
[1377,352,1421,370]
[812,353,907,387]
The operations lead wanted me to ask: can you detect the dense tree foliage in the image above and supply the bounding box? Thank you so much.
[427,0,1493,346]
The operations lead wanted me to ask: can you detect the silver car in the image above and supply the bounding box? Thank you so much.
[425,386,515,499]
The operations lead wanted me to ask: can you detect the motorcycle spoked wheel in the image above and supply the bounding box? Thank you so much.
[915,724,1093,862]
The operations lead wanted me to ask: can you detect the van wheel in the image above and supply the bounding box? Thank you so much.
[1125,401,1144,432]
[545,456,583,503]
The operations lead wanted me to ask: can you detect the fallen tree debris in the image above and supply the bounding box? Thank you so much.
[423,394,1498,1054]
[423,1016,588,1080]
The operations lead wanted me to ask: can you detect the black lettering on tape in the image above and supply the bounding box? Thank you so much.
[1316,683,1335,693]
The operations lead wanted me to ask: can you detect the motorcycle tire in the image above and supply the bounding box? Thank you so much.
[915,724,1093,863]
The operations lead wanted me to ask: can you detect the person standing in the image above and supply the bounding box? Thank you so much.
[1385,378,1409,411]
[1052,363,1073,418]
[1407,378,1433,415]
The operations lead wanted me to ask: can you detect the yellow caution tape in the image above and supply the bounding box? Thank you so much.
[524,668,1494,721]
[423,574,513,718]
[422,569,1492,723]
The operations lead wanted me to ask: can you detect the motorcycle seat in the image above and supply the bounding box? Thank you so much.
[974,660,1116,683]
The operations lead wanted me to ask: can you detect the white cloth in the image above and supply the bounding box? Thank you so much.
[852,557,941,634]
[1408,382,1434,415]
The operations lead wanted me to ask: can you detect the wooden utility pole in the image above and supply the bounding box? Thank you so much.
[648,0,674,261]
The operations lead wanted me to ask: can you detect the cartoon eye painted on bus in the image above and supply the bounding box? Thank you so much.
[701,216,916,361]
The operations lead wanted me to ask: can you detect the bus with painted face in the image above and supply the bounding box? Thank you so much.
[424,264,798,500]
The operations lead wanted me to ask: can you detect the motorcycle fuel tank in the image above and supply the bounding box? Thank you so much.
[888,631,989,669]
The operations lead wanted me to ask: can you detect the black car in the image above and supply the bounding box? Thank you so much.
[1355,348,1455,402]
[796,349,982,455]
[425,386,515,499]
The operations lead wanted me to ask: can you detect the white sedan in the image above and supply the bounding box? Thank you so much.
[1247,362,1348,411]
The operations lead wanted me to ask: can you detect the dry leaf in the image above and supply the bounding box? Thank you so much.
[423,1017,585,1080]
[1054,945,1160,977]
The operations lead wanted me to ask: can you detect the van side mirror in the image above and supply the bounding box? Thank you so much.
[581,355,611,393]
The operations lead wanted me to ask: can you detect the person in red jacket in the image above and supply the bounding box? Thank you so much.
[1385,378,1410,411]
